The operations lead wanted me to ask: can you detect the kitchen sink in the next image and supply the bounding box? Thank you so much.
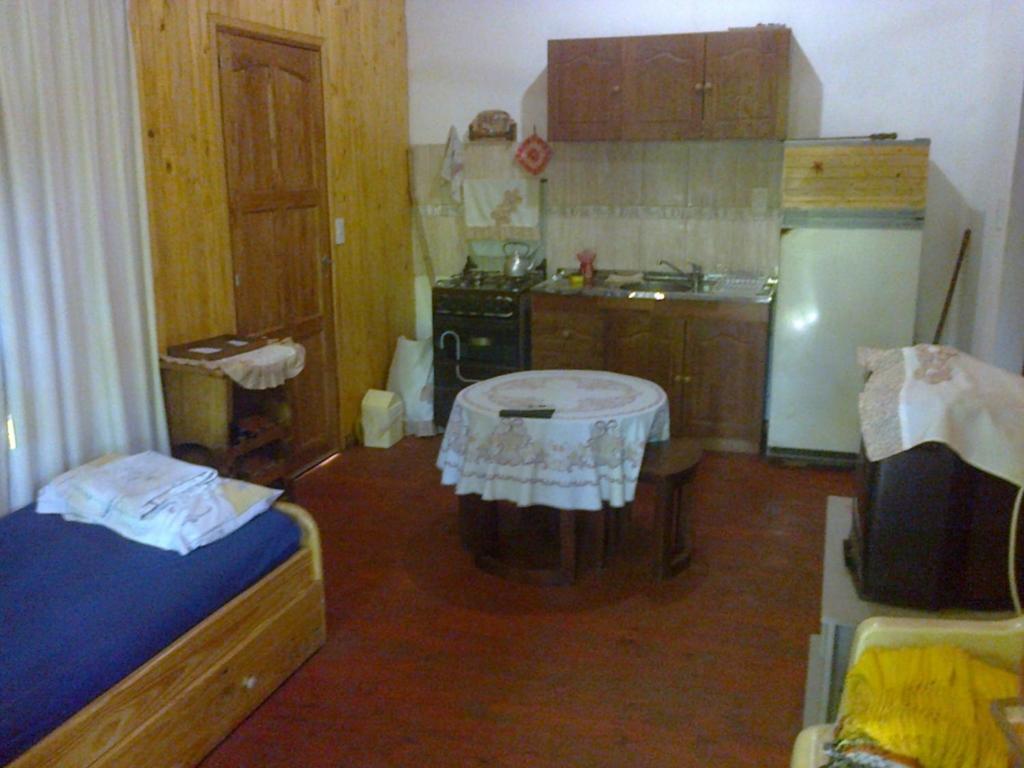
[640,271,698,285]
[621,272,721,297]
[620,280,694,295]
[533,269,773,303]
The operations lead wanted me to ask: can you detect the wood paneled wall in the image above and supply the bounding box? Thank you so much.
[130,0,413,442]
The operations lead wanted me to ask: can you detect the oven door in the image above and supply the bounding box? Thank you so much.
[433,314,523,370]
[432,313,523,426]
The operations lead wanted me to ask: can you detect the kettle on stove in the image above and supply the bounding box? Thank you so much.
[502,241,539,277]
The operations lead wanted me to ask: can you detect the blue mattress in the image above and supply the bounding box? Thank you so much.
[0,504,301,764]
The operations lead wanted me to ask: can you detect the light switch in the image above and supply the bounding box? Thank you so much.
[334,218,345,245]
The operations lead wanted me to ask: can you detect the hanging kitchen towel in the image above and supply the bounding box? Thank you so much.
[463,178,540,240]
[440,125,464,203]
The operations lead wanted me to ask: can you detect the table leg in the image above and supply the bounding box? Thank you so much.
[458,494,498,556]
[603,504,629,563]
[457,494,476,551]
[652,479,672,580]
[478,499,499,558]
[581,509,607,569]
[559,509,577,584]
[463,498,583,586]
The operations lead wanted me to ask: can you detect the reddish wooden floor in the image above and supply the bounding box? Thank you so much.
[201,437,855,767]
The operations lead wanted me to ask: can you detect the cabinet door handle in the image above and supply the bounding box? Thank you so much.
[703,82,713,91]
[611,84,621,93]
[694,82,704,92]
[560,329,571,339]
[674,374,693,384]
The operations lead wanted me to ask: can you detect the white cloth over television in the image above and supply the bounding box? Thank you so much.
[437,370,670,511]
[859,345,1024,487]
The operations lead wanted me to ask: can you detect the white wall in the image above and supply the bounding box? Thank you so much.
[993,82,1024,372]
[408,0,1024,368]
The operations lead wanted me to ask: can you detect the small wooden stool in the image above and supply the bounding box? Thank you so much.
[639,438,703,579]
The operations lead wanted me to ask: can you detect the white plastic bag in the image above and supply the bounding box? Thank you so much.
[386,336,436,437]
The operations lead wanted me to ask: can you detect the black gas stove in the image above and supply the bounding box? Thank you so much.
[432,265,546,427]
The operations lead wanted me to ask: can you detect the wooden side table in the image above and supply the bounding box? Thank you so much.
[160,360,290,487]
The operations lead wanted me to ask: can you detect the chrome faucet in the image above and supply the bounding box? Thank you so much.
[659,259,704,282]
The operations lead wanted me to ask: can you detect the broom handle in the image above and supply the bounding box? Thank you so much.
[933,228,972,345]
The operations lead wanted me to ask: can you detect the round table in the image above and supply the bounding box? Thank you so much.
[437,370,670,583]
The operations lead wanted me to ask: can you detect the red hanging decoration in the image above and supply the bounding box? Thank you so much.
[515,131,553,176]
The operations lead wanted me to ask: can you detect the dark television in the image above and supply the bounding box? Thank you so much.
[845,441,1022,611]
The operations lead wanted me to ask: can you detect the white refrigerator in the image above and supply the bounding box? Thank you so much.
[766,224,922,460]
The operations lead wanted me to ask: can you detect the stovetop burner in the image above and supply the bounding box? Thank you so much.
[434,269,545,293]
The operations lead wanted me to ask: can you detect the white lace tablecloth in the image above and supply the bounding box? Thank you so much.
[437,370,670,511]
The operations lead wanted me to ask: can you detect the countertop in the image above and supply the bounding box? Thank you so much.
[531,269,776,304]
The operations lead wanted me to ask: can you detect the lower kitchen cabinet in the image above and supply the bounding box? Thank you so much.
[531,292,769,452]
[531,300,603,370]
[679,318,767,447]
[604,307,655,377]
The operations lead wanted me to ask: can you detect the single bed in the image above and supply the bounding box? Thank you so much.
[1,500,325,767]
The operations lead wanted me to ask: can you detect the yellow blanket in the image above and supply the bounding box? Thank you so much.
[833,645,1018,768]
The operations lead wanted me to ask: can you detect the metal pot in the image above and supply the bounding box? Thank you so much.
[502,241,538,277]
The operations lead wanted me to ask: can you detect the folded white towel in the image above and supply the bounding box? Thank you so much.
[37,454,282,554]
[46,451,217,521]
[36,453,122,516]
[55,477,281,554]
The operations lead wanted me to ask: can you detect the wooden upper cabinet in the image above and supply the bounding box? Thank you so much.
[548,38,623,141]
[548,27,790,141]
[703,28,790,140]
[622,34,705,140]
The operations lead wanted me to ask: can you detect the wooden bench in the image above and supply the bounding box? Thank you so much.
[639,438,703,579]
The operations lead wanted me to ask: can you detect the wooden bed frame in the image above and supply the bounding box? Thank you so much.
[9,502,326,768]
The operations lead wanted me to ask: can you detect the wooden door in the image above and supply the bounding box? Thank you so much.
[622,34,705,140]
[603,308,653,377]
[548,38,623,141]
[702,28,790,139]
[217,29,338,472]
[680,319,766,443]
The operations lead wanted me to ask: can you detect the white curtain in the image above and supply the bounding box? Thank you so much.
[0,0,168,516]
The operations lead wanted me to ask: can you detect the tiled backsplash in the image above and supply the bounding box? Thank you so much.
[410,139,783,280]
